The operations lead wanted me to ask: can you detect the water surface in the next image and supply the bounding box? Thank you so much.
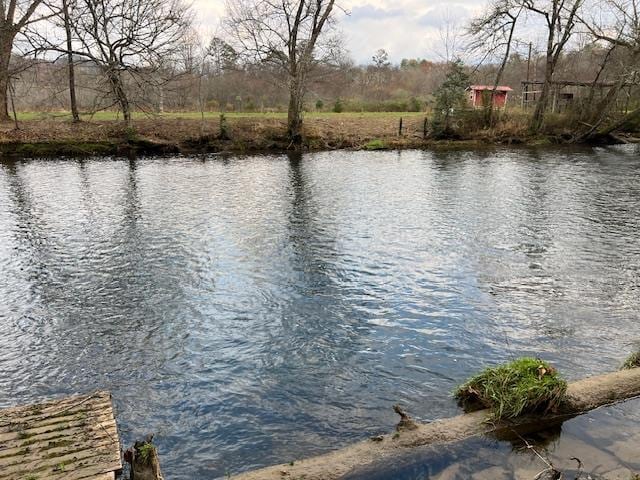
[0,147,639,478]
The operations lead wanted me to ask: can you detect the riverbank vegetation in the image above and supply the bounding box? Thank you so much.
[0,109,612,157]
[0,0,638,153]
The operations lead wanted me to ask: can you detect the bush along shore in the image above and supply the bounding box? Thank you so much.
[0,111,639,158]
[231,352,640,480]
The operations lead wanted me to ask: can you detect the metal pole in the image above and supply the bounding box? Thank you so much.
[525,42,533,110]
[526,42,532,82]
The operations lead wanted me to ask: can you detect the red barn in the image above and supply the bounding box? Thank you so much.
[468,85,513,108]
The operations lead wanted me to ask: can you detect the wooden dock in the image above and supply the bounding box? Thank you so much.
[0,391,122,480]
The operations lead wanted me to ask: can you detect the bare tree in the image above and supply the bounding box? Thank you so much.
[207,36,238,111]
[437,7,464,63]
[372,49,390,69]
[369,48,391,100]
[225,0,340,144]
[576,0,640,138]
[59,0,78,121]
[468,0,523,125]
[520,0,583,132]
[581,0,640,51]
[0,0,48,121]
[31,0,192,125]
[25,0,80,119]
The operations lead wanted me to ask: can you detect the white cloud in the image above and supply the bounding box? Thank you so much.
[192,0,488,64]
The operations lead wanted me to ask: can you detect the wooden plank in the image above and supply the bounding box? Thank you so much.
[0,415,117,445]
[0,421,118,451]
[0,400,114,432]
[0,428,117,463]
[0,391,122,480]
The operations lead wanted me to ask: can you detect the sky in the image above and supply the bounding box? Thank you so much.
[193,0,489,64]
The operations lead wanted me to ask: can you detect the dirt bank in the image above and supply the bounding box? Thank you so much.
[0,115,566,158]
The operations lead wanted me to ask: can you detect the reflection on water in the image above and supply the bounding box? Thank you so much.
[0,147,639,479]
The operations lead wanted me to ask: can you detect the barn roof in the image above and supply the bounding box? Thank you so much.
[469,85,513,92]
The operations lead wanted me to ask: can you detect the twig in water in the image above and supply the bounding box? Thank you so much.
[511,429,562,480]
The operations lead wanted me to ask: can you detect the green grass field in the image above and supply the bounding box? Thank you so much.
[15,110,428,122]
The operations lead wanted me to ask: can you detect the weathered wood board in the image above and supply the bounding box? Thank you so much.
[0,391,122,480]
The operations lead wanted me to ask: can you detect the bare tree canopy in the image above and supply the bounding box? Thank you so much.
[225,0,341,143]
[0,0,48,120]
[30,0,192,124]
[579,0,640,49]
[520,0,584,131]
[574,0,640,137]
[468,0,523,125]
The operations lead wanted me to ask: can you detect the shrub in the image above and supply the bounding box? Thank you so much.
[454,358,567,420]
[622,350,640,370]
[364,139,386,150]
[333,98,344,113]
[219,113,230,140]
[124,126,138,142]
[315,99,324,111]
[408,96,422,112]
[432,59,471,137]
[245,98,257,111]
[344,99,409,112]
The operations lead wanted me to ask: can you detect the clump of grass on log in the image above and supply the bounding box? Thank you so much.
[622,350,640,370]
[454,358,567,421]
[136,441,157,465]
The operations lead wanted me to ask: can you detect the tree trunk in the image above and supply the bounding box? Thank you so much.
[575,50,640,142]
[488,14,518,127]
[125,436,164,480]
[530,61,553,132]
[582,50,640,141]
[62,0,80,122]
[0,31,15,122]
[287,73,304,145]
[107,68,131,127]
[597,106,640,137]
[584,46,616,115]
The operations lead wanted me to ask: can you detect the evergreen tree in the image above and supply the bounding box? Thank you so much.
[433,60,470,136]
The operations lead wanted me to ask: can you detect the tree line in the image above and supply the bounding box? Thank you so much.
[2,0,640,142]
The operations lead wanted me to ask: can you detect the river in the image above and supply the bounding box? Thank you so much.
[0,147,639,479]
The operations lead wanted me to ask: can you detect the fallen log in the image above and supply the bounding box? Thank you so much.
[232,368,640,480]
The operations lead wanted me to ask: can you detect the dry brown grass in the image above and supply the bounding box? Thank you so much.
[0,112,558,156]
[0,115,436,152]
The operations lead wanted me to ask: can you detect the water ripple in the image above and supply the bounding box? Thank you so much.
[0,147,639,478]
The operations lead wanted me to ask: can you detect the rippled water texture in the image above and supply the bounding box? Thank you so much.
[0,147,639,479]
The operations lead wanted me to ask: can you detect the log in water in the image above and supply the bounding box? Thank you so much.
[233,368,640,480]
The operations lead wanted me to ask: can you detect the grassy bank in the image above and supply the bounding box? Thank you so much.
[0,110,632,157]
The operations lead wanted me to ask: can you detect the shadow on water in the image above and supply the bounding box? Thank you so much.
[233,153,374,468]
